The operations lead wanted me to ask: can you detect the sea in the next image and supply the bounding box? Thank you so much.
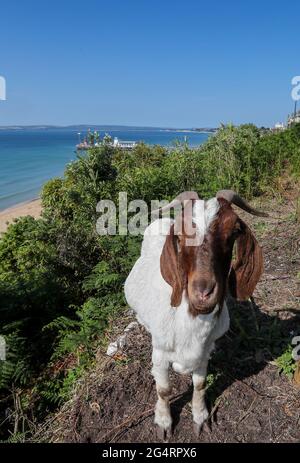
[0,127,210,211]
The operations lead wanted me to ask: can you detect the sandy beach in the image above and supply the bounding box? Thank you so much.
[0,199,42,233]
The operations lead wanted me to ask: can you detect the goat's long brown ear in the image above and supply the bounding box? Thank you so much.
[229,219,263,301]
[160,224,185,307]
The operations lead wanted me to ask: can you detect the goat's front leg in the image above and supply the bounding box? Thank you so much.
[192,363,209,436]
[151,348,172,439]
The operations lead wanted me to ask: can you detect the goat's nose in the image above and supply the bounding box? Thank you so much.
[195,279,216,301]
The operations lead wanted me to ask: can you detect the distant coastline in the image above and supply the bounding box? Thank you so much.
[0,124,217,134]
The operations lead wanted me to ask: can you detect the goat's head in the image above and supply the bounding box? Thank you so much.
[159,190,268,315]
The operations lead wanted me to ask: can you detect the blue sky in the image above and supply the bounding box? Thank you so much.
[0,0,299,127]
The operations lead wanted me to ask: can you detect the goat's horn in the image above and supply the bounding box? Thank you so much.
[152,191,199,214]
[216,190,269,217]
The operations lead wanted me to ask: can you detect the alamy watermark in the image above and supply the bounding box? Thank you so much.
[291,76,300,102]
[292,336,300,361]
[0,336,6,361]
[0,75,6,100]
[96,193,206,246]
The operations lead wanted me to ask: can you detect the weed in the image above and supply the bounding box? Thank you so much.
[275,346,296,379]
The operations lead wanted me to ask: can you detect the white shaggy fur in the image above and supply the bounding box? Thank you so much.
[124,199,230,433]
[192,197,220,236]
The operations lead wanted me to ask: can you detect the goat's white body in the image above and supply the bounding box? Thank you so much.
[124,213,230,375]
[124,195,261,434]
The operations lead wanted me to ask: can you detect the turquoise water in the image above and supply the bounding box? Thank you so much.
[0,128,210,211]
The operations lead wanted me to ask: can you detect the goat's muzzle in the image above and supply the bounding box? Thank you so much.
[188,276,220,315]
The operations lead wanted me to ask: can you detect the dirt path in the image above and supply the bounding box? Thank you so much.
[43,192,300,443]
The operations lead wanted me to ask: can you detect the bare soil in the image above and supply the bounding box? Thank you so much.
[41,190,300,443]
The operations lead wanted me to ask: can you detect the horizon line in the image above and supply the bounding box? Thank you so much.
[0,124,219,130]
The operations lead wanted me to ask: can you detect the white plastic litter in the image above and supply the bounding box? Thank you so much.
[106,321,139,357]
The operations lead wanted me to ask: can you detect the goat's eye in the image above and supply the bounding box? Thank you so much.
[232,223,242,237]
[177,234,184,244]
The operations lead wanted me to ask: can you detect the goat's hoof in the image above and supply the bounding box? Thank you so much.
[154,408,172,441]
[193,419,210,437]
[157,425,172,442]
[193,422,203,437]
[193,408,209,437]
[202,421,211,433]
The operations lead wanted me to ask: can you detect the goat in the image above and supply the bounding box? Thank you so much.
[124,190,267,439]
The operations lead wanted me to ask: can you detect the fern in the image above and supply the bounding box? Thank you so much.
[82,261,121,292]
[0,332,32,389]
